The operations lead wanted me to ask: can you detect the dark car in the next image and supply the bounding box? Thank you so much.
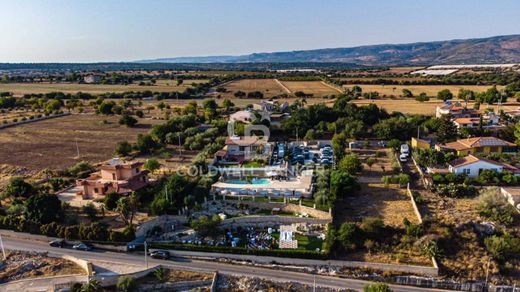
[149,250,170,259]
[49,239,65,248]
[72,242,93,251]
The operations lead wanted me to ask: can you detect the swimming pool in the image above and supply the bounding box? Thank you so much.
[226,179,272,185]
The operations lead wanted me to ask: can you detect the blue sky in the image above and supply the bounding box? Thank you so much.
[0,0,519,62]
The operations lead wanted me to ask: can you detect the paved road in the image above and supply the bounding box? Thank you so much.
[2,237,451,292]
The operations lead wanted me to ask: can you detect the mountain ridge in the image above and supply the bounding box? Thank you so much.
[136,34,520,66]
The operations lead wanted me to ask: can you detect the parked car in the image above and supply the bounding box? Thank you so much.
[149,250,170,259]
[49,239,65,248]
[399,154,408,162]
[72,242,93,251]
[400,144,410,156]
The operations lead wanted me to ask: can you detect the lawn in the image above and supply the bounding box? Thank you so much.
[241,161,265,168]
[272,232,323,251]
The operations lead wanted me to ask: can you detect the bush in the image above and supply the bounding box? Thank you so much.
[434,183,476,198]
[477,188,516,226]
[484,234,520,261]
[364,282,392,292]
[338,222,361,250]
[117,276,138,292]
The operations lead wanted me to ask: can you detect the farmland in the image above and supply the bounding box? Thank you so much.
[351,98,520,115]
[219,79,287,98]
[0,114,161,170]
[0,79,208,95]
[343,84,502,97]
[280,81,342,96]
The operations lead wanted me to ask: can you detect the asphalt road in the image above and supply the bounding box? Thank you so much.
[2,237,451,292]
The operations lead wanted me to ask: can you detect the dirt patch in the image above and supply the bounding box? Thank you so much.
[280,81,340,97]
[0,113,161,171]
[0,251,85,283]
[217,274,350,292]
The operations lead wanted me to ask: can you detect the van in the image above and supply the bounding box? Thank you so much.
[400,144,410,156]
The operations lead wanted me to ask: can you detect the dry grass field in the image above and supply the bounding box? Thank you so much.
[220,79,287,98]
[351,98,520,115]
[343,84,501,96]
[0,114,162,170]
[0,79,208,96]
[280,81,341,96]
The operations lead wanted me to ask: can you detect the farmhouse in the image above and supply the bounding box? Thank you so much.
[448,155,505,177]
[435,102,478,118]
[500,187,520,210]
[83,75,102,84]
[229,110,255,124]
[225,135,270,159]
[436,137,516,156]
[76,158,149,199]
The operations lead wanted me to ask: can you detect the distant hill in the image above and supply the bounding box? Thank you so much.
[137,34,520,66]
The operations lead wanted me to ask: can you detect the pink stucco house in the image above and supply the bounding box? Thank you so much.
[76,159,149,199]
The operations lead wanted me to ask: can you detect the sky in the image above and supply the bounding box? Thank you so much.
[0,0,519,63]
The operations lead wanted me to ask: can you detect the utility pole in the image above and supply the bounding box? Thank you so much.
[144,241,148,268]
[75,137,80,158]
[485,256,492,291]
[178,135,182,158]
[0,234,5,260]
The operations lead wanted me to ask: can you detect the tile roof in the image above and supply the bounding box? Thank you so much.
[448,154,503,168]
[441,137,516,151]
[225,135,268,146]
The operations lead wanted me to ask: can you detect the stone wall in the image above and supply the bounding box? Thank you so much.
[221,215,329,228]
[0,113,70,130]
[221,200,332,221]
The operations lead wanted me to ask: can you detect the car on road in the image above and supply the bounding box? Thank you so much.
[399,154,408,162]
[72,242,93,251]
[149,250,170,259]
[49,239,65,248]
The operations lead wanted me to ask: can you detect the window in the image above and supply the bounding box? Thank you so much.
[112,173,116,180]
[136,168,140,173]
[463,169,470,174]
[94,188,98,193]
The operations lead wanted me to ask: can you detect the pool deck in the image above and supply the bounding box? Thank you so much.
[211,170,313,197]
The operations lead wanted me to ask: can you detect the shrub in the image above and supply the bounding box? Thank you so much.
[477,188,516,226]
[117,276,138,292]
[484,234,520,261]
[338,222,361,250]
[364,282,392,292]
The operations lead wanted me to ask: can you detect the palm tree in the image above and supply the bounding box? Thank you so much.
[80,279,101,292]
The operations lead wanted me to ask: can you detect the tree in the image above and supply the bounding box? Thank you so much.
[82,203,97,220]
[3,177,35,199]
[144,158,160,173]
[117,276,138,292]
[437,115,457,143]
[234,90,246,98]
[104,192,120,210]
[437,89,453,101]
[115,141,132,157]
[364,282,392,292]
[191,215,221,237]
[116,193,140,226]
[338,154,363,174]
[119,114,137,127]
[338,222,361,250]
[402,89,413,98]
[332,133,348,160]
[222,99,234,111]
[136,134,158,154]
[98,100,115,115]
[330,170,360,199]
[24,194,63,224]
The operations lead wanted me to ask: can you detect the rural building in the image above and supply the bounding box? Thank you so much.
[500,187,520,210]
[76,159,149,199]
[436,137,517,156]
[448,155,505,177]
[83,75,102,84]
[269,113,291,129]
[411,137,432,150]
[229,110,255,124]
[225,135,270,159]
[435,102,478,118]
[253,100,277,112]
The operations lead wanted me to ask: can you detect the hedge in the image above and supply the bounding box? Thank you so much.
[151,243,327,260]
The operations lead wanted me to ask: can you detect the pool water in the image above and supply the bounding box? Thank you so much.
[226,179,272,185]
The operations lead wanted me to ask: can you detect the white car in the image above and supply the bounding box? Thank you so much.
[399,154,408,162]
